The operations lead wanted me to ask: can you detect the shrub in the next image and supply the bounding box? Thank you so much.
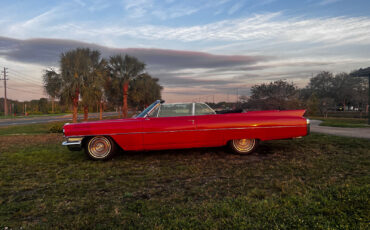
[49,124,63,133]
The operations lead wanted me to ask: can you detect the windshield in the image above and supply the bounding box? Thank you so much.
[135,100,161,118]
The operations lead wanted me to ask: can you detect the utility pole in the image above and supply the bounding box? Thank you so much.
[1,67,8,116]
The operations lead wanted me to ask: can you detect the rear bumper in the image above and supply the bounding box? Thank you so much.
[306,118,310,135]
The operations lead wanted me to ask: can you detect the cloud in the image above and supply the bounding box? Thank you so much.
[0,36,269,69]
[228,1,244,15]
[0,36,275,99]
[122,0,201,20]
[32,12,369,49]
[319,0,341,6]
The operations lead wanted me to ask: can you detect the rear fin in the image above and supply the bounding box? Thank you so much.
[274,109,306,117]
[246,109,306,117]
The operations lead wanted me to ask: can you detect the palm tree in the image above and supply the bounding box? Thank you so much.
[108,55,145,118]
[42,68,61,113]
[129,73,163,110]
[81,57,108,121]
[59,48,102,123]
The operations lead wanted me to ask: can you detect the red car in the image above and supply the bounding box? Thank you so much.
[62,100,310,160]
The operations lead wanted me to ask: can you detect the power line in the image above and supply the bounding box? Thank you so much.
[8,69,44,85]
[9,75,43,87]
[7,86,44,96]
[7,68,42,81]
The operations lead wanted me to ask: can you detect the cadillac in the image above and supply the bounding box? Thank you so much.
[62,100,310,160]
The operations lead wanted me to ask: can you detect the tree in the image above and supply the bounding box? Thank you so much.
[59,48,102,123]
[38,98,49,114]
[42,68,62,113]
[247,80,300,110]
[332,72,358,111]
[128,74,162,110]
[80,53,107,121]
[306,71,334,99]
[303,71,368,113]
[108,55,145,118]
[306,93,319,116]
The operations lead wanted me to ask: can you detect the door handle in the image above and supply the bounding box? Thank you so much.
[188,120,195,124]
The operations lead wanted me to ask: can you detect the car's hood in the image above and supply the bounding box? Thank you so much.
[63,117,142,137]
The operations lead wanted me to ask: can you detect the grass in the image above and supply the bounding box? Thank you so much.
[0,122,66,135]
[0,116,121,136]
[0,113,70,119]
[310,116,369,128]
[0,132,369,229]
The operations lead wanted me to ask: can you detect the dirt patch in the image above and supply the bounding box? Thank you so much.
[0,134,63,153]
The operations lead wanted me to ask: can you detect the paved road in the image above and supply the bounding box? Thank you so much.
[0,112,120,127]
[310,120,370,139]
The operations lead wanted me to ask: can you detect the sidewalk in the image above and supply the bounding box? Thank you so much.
[310,120,370,139]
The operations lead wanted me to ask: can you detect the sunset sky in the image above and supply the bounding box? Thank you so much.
[0,0,369,102]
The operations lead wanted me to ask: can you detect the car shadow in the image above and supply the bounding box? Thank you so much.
[114,142,283,162]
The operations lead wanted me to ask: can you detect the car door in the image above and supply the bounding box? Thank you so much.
[193,103,224,146]
[142,103,196,150]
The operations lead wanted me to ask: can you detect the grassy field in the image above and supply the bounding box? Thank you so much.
[0,113,70,119]
[310,117,369,128]
[0,122,66,136]
[0,128,369,229]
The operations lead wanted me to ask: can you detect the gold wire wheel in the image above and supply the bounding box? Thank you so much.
[88,136,112,159]
[232,139,256,154]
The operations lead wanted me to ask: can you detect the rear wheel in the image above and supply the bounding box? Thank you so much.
[85,136,116,160]
[229,138,258,155]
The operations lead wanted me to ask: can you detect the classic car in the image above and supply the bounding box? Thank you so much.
[62,100,310,160]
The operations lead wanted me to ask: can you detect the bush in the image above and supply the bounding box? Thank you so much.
[49,124,63,133]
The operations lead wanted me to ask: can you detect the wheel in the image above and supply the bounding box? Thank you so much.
[229,138,259,155]
[85,136,116,160]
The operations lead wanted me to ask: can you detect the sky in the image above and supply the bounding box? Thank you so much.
[0,0,369,102]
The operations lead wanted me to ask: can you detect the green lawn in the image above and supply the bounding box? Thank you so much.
[0,132,369,229]
[0,117,120,136]
[0,122,66,135]
[310,117,369,128]
[0,113,70,119]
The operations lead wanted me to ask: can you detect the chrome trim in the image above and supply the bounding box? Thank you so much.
[144,102,161,118]
[62,136,84,147]
[64,125,307,137]
[232,139,256,153]
[62,140,82,146]
[202,103,216,114]
[87,136,112,159]
[306,118,310,135]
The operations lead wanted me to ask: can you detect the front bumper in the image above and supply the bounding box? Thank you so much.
[62,137,84,151]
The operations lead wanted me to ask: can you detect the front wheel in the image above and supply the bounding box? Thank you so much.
[85,136,116,160]
[229,138,259,155]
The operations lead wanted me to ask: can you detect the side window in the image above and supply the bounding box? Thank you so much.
[195,103,215,115]
[158,104,192,117]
